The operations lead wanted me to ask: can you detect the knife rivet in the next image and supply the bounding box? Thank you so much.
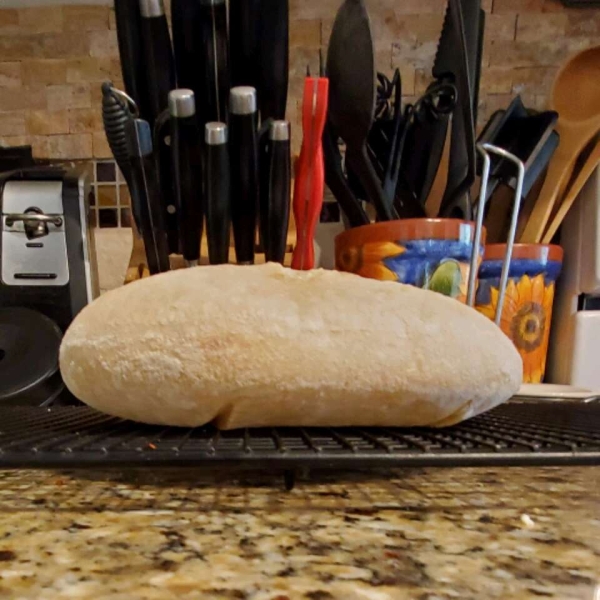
[167,205,176,214]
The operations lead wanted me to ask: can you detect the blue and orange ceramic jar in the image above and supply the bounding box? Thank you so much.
[335,219,485,303]
[476,244,563,384]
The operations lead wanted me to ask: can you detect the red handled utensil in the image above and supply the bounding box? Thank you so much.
[291,68,329,270]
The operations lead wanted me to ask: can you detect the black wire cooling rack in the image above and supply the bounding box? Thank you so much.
[0,400,599,475]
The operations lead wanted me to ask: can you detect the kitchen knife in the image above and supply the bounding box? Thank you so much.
[205,122,231,265]
[171,0,202,98]
[153,110,179,254]
[125,117,171,274]
[198,0,230,124]
[229,0,261,89]
[138,0,176,127]
[257,0,289,122]
[114,0,151,121]
[265,120,291,264]
[169,90,203,267]
[229,86,259,265]
[292,75,329,270]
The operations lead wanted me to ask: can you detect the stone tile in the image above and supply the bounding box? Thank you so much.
[0,86,46,111]
[37,34,89,59]
[480,66,514,94]
[21,59,67,86]
[0,36,39,60]
[493,0,545,14]
[485,14,517,41]
[542,0,567,12]
[511,66,557,97]
[93,131,112,159]
[0,62,21,88]
[516,13,567,42]
[0,111,26,137]
[488,39,568,68]
[0,135,31,150]
[392,38,437,70]
[0,9,19,35]
[290,19,321,48]
[47,83,92,111]
[89,30,119,58]
[26,110,69,136]
[477,92,514,124]
[18,7,63,34]
[392,0,446,14]
[63,6,110,32]
[290,0,337,20]
[566,11,600,36]
[66,57,119,84]
[44,133,93,159]
[69,108,103,134]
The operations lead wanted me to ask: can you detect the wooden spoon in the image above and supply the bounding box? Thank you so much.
[542,138,600,243]
[519,45,600,243]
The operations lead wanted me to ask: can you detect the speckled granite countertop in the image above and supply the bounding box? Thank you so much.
[0,467,598,599]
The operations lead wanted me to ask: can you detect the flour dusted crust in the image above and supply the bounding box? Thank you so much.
[60,263,522,429]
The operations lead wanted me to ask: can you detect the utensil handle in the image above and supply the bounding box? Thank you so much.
[229,0,260,88]
[139,10,176,126]
[266,133,291,264]
[322,123,369,227]
[205,137,232,265]
[518,127,589,243]
[292,146,324,270]
[114,0,150,120]
[230,112,258,264]
[171,114,203,265]
[199,0,230,123]
[257,0,289,121]
[172,0,201,93]
[126,119,171,274]
[542,141,600,244]
[154,111,179,254]
[346,145,398,221]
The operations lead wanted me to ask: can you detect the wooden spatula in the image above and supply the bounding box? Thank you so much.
[519,45,600,243]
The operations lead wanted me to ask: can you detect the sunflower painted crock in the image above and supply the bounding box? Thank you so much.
[476,244,563,384]
[335,219,485,303]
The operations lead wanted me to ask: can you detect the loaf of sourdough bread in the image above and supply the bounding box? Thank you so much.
[60,263,521,429]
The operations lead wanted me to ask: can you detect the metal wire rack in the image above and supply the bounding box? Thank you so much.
[1,401,598,478]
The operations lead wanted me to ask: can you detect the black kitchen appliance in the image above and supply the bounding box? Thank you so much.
[0,167,99,405]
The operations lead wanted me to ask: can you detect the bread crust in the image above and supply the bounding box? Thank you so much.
[60,263,522,428]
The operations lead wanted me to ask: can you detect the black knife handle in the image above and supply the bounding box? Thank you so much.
[229,87,258,264]
[125,118,171,274]
[139,0,176,127]
[322,122,370,228]
[229,0,261,89]
[257,0,289,121]
[258,118,272,253]
[114,0,150,121]
[154,111,179,254]
[205,122,231,265]
[172,0,201,91]
[265,121,291,264]
[199,0,230,124]
[169,90,203,266]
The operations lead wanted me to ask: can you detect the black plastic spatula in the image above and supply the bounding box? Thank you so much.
[326,0,397,221]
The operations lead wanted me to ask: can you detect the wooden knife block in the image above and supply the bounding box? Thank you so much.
[125,224,296,283]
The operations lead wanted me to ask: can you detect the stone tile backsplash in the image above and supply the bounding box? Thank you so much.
[0,0,598,161]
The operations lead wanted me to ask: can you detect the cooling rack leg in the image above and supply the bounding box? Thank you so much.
[284,470,296,491]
